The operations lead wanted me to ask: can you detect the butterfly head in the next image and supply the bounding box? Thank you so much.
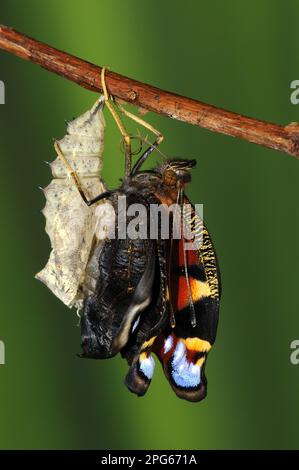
[159,159,196,188]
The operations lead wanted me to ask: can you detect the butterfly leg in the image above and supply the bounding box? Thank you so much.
[115,100,163,146]
[115,100,164,175]
[100,67,132,175]
[54,141,114,206]
[101,67,164,174]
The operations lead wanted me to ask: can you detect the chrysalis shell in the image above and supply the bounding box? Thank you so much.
[36,97,112,309]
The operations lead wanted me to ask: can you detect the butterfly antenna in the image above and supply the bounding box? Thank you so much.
[166,189,183,329]
[180,189,197,328]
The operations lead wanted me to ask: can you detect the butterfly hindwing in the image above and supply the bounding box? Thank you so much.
[153,332,211,402]
[124,336,157,396]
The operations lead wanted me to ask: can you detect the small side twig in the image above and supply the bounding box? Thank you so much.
[0,24,299,159]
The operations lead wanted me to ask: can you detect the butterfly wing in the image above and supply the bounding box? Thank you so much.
[153,200,221,402]
[123,229,169,396]
[80,191,162,359]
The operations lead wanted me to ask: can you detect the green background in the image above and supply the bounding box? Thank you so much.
[0,0,298,450]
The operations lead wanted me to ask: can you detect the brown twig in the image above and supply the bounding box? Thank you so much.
[0,24,299,159]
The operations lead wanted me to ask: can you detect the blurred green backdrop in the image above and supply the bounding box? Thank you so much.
[0,0,299,450]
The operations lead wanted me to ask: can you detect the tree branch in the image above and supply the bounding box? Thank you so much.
[1,24,299,159]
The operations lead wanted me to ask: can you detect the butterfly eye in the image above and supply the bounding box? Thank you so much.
[163,169,177,187]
